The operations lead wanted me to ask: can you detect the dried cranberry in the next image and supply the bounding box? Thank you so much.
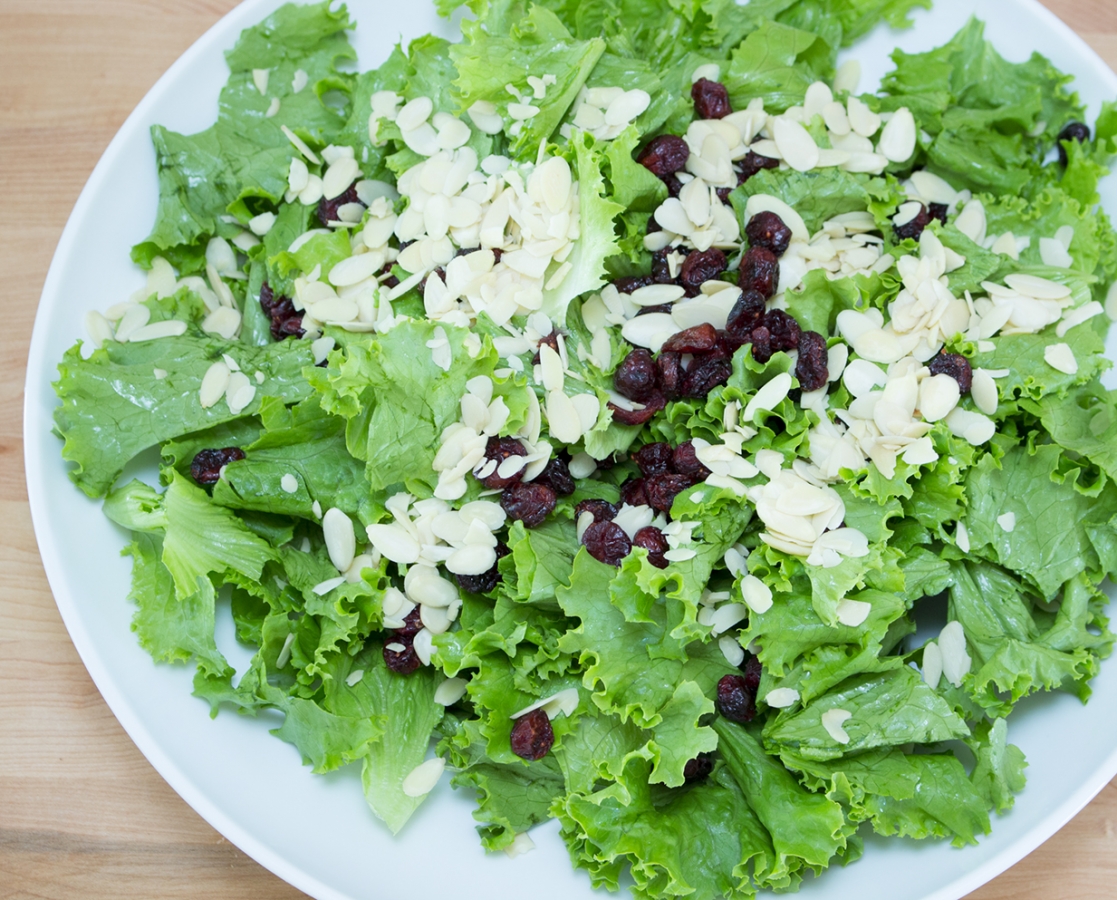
[633,526,670,568]
[716,673,758,723]
[745,211,792,256]
[633,442,675,476]
[764,310,801,354]
[500,482,556,528]
[672,440,711,480]
[928,203,949,226]
[715,186,733,205]
[893,203,932,241]
[928,351,972,393]
[620,478,649,508]
[738,247,780,299]
[581,520,633,567]
[272,314,306,341]
[317,182,362,227]
[644,474,695,513]
[455,543,510,595]
[691,78,731,120]
[532,330,561,364]
[795,330,829,392]
[614,349,659,402]
[1058,121,1091,166]
[377,263,400,290]
[510,708,554,761]
[737,151,780,183]
[609,391,666,426]
[259,281,280,316]
[637,135,691,177]
[417,266,446,297]
[383,636,421,675]
[726,289,767,339]
[749,325,772,364]
[683,754,715,783]
[190,447,246,485]
[534,456,576,497]
[646,214,662,234]
[651,248,674,283]
[614,275,655,294]
[575,499,618,523]
[663,173,683,198]
[681,355,732,399]
[741,653,762,690]
[395,606,423,639]
[656,351,682,399]
[678,248,727,297]
[661,323,719,354]
[477,436,529,490]
[636,303,673,316]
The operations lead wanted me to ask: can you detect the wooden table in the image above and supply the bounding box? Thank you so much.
[3,0,1117,897]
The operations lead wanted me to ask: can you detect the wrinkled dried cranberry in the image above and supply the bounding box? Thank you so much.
[663,173,683,198]
[715,186,733,205]
[745,211,792,256]
[394,606,423,639]
[534,456,575,497]
[575,499,618,523]
[636,303,673,316]
[1058,121,1091,166]
[455,542,511,594]
[376,263,400,290]
[683,754,715,783]
[661,323,719,354]
[656,351,682,399]
[614,349,659,402]
[317,182,362,227]
[741,653,762,689]
[673,440,711,480]
[749,325,773,363]
[614,275,655,294]
[928,351,972,393]
[259,282,305,341]
[726,289,767,339]
[795,330,829,392]
[644,474,695,513]
[620,478,649,508]
[633,442,674,477]
[651,248,674,283]
[764,309,801,354]
[681,355,732,399]
[633,526,670,568]
[637,135,691,176]
[678,248,727,297]
[609,391,666,426]
[510,708,554,761]
[717,673,758,723]
[475,436,528,490]
[647,214,662,234]
[259,281,280,316]
[500,482,556,528]
[739,247,780,299]
[928,203,949,226]
[383,636,421,675]
[272,314,306,341]
[691,78,731,119]
[737,151,780,183]
[581,520,633,567]
[893,203,932,241]
[190,447,246,485]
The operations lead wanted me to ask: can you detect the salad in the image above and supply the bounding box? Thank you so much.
[51,0,1117,896]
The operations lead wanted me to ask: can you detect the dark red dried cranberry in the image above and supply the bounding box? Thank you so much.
[500,482,556,528]
[928,351,972,393]
[614,275,655,294]
[672,440,711,480]
[764,310,801,354]
[575,499,618,523]
[609,391,666,426]
[510,708,555,761]
[190,447,246,485]
[637,135,691,176]
[681,355,732,398]
[928,203,949,226]
[683,754,714,783]
[691,78,731,119]
[620,478,649,508]
[661,323,719,354]
[647,214,662,234]
[795,330,829,392]
[738,247,780,299]
[716,186,733,205]
[259,282,305,341]
[726,289,767,339]
[534,456,575,497]
[663,173,683,198]
[581,519,633,567]
[376,263,400,290]
[656,351,682,399]
[636,303,673,316]
[717,673,758,723]
[651,248,674,283]
[383,636,421,675]
[614,349,659,402]
[395,606,423,639]
[644,474,695,513]
[259,281,280,316]
[633,526,669,568]
[272,314,306,341]
[678,248,727,297]
[737,151,780,183]
[476,436,528,490]
[633,442,675,476]
[745,211,792,256]
[317,182,363,227]
[1058,121,1091,166]
[893,203,932,241]
[741,653,762,690]
[749,325,772,364]
[455,543,510,595]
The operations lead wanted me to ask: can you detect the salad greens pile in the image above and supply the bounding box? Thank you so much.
[52,0,1117,896]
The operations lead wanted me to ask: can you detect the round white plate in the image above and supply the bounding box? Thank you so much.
[23,1,1117,898]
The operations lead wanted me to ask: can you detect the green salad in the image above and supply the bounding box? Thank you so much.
[53,0,1117,895]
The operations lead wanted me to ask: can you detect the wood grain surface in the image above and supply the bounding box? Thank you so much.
[3,1,1117,898]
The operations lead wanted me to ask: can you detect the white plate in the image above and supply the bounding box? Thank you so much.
[23,1,1117,898]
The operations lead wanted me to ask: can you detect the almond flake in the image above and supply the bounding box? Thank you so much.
[1044,342,1078,375]
[765,687,800,709]
[922,641,943,688]
[402,757,445,797]
[821,708,852,744]
[280,474,299,494]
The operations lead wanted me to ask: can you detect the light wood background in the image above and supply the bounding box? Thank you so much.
[3,0,1117,897]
